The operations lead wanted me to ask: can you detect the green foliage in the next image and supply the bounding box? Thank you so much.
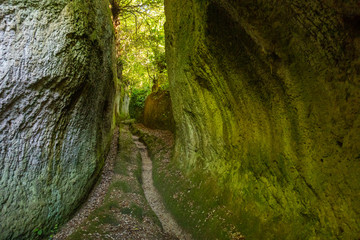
[32,223,59,240]
[131,88,150,108]
[112,0,168,90]
[33,228,43,236]
[48,224,59,239]
[129,87,150,121]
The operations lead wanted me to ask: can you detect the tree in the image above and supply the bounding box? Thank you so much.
[111,0,167,91]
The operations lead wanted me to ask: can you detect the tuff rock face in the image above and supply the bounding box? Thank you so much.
[165,0,360,239]
[0,0,116,239]
[143,90,175,132]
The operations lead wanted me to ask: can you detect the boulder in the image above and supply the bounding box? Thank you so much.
[143,90,175,132]
[0,0,117,238]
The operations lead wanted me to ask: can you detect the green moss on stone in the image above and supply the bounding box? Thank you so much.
[164,0,360,239]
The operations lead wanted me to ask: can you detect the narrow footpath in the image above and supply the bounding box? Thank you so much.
[53,125,188,240]
[133,135,191,240]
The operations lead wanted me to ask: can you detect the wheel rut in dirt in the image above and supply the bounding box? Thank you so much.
[132,135,191,240]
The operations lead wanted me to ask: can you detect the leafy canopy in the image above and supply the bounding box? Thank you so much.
[111,0,167,91]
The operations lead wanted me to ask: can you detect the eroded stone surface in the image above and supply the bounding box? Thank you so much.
[165,0,360,239]
[0,0,116,239]
[143,90,175,132]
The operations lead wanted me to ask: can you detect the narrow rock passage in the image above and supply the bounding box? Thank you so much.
[132,135,192,240]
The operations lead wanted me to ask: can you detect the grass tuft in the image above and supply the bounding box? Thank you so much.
[120,204,144,221]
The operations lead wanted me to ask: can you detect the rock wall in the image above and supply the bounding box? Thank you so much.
[143,90,175,132]
[165,0,360,239]
[0,0,116,239]
[121,89,130,118]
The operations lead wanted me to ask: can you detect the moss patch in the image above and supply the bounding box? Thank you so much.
[164,0,360,239]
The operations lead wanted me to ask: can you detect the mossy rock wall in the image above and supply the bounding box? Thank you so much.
[0,0,116,239]
[143,90,175,132]
[165,0,360,239]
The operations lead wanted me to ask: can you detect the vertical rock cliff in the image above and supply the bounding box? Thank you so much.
[0,0,116,239]
[165,0,360,239]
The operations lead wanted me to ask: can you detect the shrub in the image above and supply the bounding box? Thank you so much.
[129,88,150,121]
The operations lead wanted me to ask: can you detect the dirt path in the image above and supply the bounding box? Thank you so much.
[54,128,119,240]
[132,135,192,240]
[53,125,183,240]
